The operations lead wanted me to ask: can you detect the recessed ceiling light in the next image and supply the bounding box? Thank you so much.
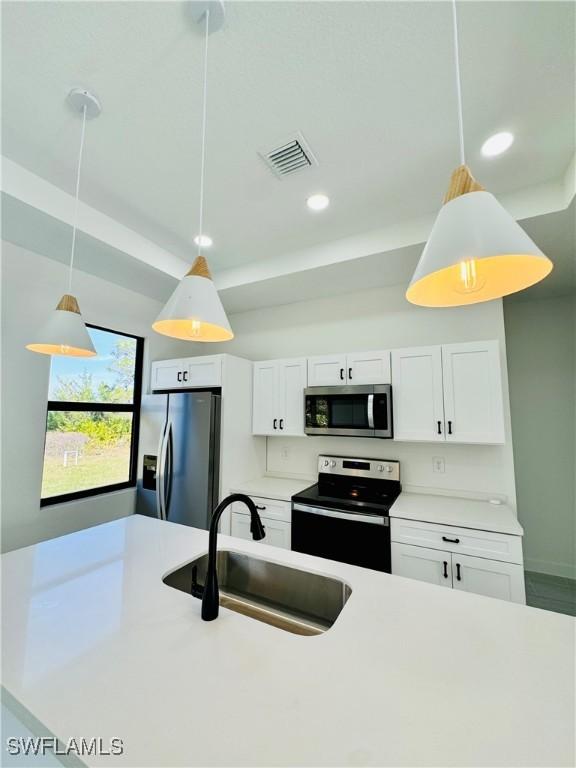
[481,131,514,158]
[306,194,330,211]
[194,234,213,247]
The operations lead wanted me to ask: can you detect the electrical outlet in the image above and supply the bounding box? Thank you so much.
[433,456,445,473]
[280,445,289,460]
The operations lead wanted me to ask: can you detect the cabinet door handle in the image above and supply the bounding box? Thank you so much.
[456,563,462,581]
[255,505,266,511]
[177,371,182,382]
[339,368,345,381]
[182,371,188,382]
[443,561,448,579]
[348,367,353,380]
[447,420,453,435]
[273,419,278,430]
[279,419,284,430]
[437,420,442,435]
[442,536,460,544]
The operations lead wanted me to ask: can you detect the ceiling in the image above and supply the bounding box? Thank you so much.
[2,0,575,281]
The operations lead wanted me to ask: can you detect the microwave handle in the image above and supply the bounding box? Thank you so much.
[367,393,374,428]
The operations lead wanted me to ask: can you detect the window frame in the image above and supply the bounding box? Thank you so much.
[40,323,144,507]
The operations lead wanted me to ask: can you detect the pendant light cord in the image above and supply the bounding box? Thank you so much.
[451,0,466,166]
[197,9,210,257]
[68,104,87,294]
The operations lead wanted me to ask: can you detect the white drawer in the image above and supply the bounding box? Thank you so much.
[231,513,291,550]
[390,518,523,565]
[231,495,291,523]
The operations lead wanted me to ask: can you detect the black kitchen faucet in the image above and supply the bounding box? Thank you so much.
[201,494,266,621]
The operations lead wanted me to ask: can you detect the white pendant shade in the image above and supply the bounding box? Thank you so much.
[26,295,97,357]
[406,167,553,307]
[153,257,233,342]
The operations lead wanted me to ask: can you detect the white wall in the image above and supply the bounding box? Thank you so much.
[191,284,517,508]
[1,242,189,553]
[504,293,576,578]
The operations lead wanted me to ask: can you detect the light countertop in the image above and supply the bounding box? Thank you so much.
[390,492,524,535]
[230,475,313,502]
[1,515,573,767]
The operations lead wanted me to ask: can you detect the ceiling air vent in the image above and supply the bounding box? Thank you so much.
[259,132,318,179]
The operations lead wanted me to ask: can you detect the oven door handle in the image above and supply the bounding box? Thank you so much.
[367,393,375,429]
[293,503,388,526]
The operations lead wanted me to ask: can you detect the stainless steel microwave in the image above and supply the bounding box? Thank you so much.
[304,385,393,438]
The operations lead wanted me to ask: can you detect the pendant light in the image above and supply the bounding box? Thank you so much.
[153,1,233,342]
[406,0,553,307]
[26,89,100,356]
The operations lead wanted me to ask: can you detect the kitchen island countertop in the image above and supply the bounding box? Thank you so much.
[1,515,573,767]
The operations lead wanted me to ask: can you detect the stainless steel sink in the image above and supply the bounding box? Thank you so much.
[163,550,351,636]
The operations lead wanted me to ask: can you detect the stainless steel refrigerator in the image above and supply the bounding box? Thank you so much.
[136,392,221,529]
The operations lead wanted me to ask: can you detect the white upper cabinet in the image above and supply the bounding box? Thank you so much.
[307,354,348,386]
[391,341,506,444]
[278,358,307,435]
[151,359,184,390]
[346,351,391,385]
[252,361,278,435]
[391,346,445,441]
[182,356,222,388]
[308,351,390,386]
[442,341,505,444]
[252,358,307,436]
[151,356,222,391]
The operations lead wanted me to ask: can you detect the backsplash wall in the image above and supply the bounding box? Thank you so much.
[266,436,513,503]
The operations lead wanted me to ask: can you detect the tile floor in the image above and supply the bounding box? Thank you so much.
[525,571,576,616]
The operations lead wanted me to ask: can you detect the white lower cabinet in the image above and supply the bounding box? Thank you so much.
[451,553,526,603]
[230,494,291,550]
[392,543,453,588]
[391,519,525,604]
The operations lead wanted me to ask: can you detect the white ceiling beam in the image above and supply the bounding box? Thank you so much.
[1,157,190,280]
[3,152,574,295]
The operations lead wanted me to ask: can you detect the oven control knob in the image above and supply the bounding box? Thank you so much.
[323,460,330,467]
[385,466,393,473]
[377,465,384,472]
[330,460,337,468]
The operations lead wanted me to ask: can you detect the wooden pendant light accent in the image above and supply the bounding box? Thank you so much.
[56,294,81,314]
[186,256,212,280]
[443,164,484,204]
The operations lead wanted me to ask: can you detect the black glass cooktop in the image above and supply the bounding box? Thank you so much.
[292,480,401,517]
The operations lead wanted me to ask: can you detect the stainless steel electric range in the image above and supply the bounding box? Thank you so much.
[291,455,401,572]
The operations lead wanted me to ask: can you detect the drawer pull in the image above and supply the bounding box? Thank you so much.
[255,505,266,511]
[456,563,462,581]
[442,536,460,544]
[437,421,442,435]
[442,561,448,579]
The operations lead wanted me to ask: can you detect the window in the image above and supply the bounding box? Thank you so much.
[41,324,144,506]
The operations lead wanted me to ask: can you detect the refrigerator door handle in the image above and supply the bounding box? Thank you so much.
[157,423,169,520]
[165,423,174,520]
